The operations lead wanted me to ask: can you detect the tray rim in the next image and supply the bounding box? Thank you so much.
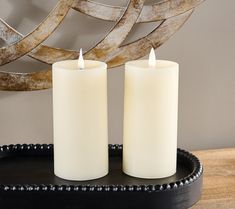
[0,144,203,193]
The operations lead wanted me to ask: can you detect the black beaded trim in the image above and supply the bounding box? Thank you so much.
[0,144,203,193]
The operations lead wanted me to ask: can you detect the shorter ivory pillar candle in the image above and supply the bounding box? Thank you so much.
[123,49,179,179]
[53,51,108,181]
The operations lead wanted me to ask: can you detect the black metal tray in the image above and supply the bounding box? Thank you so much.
[0,144,203,209]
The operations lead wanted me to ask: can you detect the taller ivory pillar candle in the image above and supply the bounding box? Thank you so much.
[53,50,108,181]
[123,49,179,179]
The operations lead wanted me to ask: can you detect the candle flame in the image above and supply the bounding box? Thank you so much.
[148,48,156,68]
[78,48,85,69]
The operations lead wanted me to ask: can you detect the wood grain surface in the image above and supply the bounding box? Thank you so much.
[191,148,235,209]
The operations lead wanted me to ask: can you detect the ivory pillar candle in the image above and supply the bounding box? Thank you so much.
[53,53,108,181]
[123,49,179,179]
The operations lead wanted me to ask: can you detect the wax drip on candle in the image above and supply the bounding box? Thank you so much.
[148,48,156,68]
[78,48,85,70]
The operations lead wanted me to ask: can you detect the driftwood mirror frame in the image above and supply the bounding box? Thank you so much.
[0,0,204,91]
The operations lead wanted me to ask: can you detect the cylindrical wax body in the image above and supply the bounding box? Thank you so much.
[53,60,108,181]
[123,60,179,179]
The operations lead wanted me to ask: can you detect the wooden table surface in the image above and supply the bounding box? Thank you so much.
[191,148,235,209]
